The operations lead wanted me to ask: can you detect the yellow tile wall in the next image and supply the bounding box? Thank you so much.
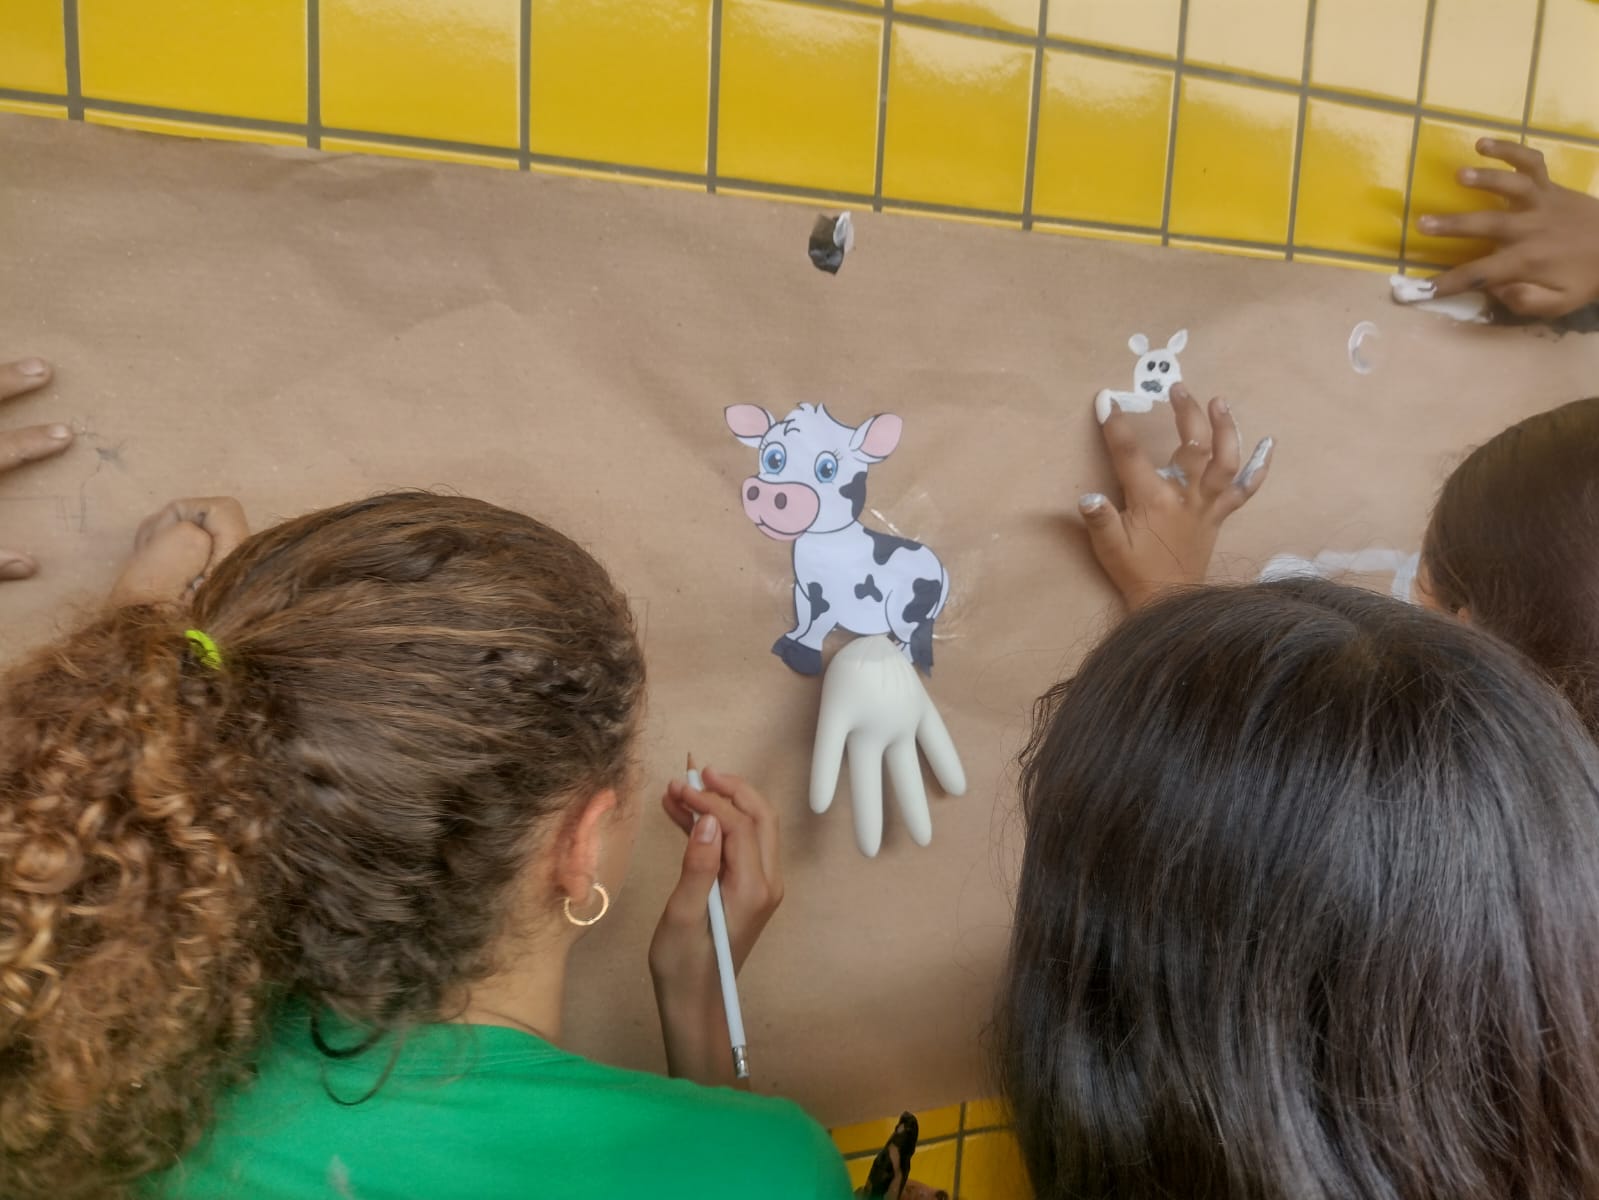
[4,0,1596,272]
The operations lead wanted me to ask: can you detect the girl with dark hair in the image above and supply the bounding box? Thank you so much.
[998,578,1599,1198]
[0,493,852,1199]
[1082,386,1599,738]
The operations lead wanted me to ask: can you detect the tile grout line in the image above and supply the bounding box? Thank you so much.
[1158,0,1190,246]
[1519,0,1547,145]
[872,1,893,211]
[519,0,532,169]
[305,0,321,149]
[706,0,723,193]
[1397,0,1438,271]
[1019,0,1049,231]
[1283,0,1317,262]
[953,1101,967,1198]
[60,0,81,120]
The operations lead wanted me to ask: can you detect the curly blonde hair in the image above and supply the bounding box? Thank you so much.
[0,493,645,1198]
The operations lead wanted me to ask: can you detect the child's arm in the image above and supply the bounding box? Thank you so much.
[0,357,75,581]
[1081,385,1272,609]
[1422,139,1599,318]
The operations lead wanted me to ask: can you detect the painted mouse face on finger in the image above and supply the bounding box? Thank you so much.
[1095,328,1190,423]
[1129,329,1186,398]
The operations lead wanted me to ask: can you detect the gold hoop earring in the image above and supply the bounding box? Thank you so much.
[562,882,610,928]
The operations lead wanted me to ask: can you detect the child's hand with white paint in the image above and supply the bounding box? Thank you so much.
[1422,139,1599,319]
[1080,384,1272,610]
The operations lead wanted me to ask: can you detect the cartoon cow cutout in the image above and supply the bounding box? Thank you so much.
[1094,329,1188,423]
[725,403,950,677]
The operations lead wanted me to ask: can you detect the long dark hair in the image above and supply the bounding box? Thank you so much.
[1423,395,1599,734]
[0,493,645,1199]
[998,579,1599,1199]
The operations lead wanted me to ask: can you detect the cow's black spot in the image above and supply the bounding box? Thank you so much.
[839,472,867,521]
[771,635,823,676]
[806,581,831,622]
[864,527,922,566]
[902,576,943,675]
[855,574,884,602]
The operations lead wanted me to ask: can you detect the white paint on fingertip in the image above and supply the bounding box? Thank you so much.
[1348,320,1379,374]
[1388,273,1491,323]
[1235,437,1273,488]
[1079,492,1108,511]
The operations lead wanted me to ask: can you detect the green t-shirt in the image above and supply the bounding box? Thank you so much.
[146,1009,853,1200]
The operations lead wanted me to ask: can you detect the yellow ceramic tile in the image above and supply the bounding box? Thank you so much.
[718,0,881,194]
[1528,0,1599,138]
[529,0,711,173]
[1035,222,1164,244]
[530,162,705,191]
[1310,0,1426,100]
[1169,76,1299,244]
[322,137,519,170]
[1294,253,1396,273]
[85,110,304,146]
[1032,52,1172,227]
[1169,237,1287,259]
[1184,0,1310,82]
[322,0,517,147]
[882,25,1032,212]
[1407,119,1502,264]
[78,0,305,123]
[843,1139,958,1192]
[1528,138,1599,198]
[0,99,67,120]
[1294,99,1410,258]
[964,1096,1011,1130]
[0,0,66,93]
[898,0,1040,35]
[1422,0,1537,122]
[960,1131,1034,1199]
[1048,0,1181,58]
[882,206,1022,228]
[832,1104,963,1155]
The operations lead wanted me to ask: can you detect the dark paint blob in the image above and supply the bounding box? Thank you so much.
[839,471,867,521]
[864,527,922,566]
[772,634,823,676]
[806,581,831,622]
[855,574,884,602]
[902,576,943,674]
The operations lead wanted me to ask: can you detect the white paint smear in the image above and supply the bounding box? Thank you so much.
[1095,329,1187,423]
[1260,548,1420,602]
[1348,320,1379,374]
[1388,273,1491,323]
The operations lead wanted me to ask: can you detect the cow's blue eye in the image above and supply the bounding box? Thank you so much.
[761,443,787,474]
[814,453,839,484]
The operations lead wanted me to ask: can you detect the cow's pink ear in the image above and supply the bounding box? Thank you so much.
[852,413,903,461]
[726,404,775,447]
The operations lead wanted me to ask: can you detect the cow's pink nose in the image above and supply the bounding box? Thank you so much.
[741,478,819,541]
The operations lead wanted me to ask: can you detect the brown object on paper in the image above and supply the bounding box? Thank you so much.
[3,115,1598,1127]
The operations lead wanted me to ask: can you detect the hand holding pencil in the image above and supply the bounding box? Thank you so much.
[648,761,784,1090]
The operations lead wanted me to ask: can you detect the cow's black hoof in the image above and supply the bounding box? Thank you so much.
[772,636,823,676]
[910,622,935,676]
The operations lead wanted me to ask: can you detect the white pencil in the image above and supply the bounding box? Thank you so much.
[686,757,750,1081]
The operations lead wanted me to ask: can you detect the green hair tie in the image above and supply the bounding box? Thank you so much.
[185,628,223,671]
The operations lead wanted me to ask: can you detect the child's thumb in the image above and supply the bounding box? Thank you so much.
[1079,493,1120,538]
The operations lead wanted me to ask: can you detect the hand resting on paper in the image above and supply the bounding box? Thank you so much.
[1081,383,1272,610]
[110,496,252,607]
[0,358,75,581]
[1422,139,1599,319]
[810,635,966,859]
[649,767,783,1088]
